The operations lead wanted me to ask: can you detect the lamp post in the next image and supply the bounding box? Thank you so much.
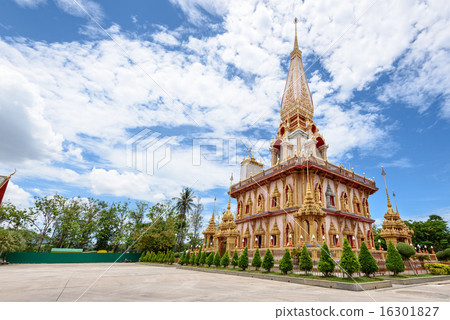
[300,235,303,247]
[378,239,382,250]
[255,236,258,249]
[322,235,325,245]
[312,234,315,247]
[418,244,422,253]
[352,236,356,248]
[270,235,274,248]
[431,246,435,254]
[288,234,292,247]
[242,238,245,249]
[336,234,340,247]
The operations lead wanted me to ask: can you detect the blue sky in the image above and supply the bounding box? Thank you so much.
[0,0,449,227]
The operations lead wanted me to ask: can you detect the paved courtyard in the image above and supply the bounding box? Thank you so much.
[0,263,449,302]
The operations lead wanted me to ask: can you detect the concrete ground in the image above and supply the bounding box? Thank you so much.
[0,263,449,302]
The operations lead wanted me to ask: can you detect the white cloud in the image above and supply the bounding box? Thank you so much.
[12,0,47,9]
[378,158,415,169]
[3,181,33,208]
[54,0,104,21]
[1,0,448,204]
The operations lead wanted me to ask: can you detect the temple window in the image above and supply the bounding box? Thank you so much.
[245,205,250,214]
[272,197,278,207]
[330,196,335,206]
[356,203,361,213]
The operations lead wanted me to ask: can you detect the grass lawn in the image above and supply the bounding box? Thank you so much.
[179,265,383,283]
[380,273,436,279]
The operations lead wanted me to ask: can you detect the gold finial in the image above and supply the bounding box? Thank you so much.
[227,174,233,210]
[212,196,216,219]
[381,166,392,208]
[392,191,399,213]
[294,17,299,50]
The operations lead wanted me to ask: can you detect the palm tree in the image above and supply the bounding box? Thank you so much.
[173,188,195,250]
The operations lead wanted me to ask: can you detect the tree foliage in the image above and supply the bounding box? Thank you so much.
[251,248,262,270]
[238,247,249,270]
[231,250,238,268]
[262,249,274,272]
[213,251,221,267]
[279,249,293,274]
[358,241,378,277]
[299,244,313,274]
[220,250,230,267]
[318,243,335,276]
[206,251,214,266]
[405,215,450,252]
[340,238,360,277]
[386,241,405,276]
[396,242,416,261]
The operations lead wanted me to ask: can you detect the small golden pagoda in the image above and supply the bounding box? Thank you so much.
[379,167,413,245]
[213,175,239,255]
[202,197,217,249]
[294,159,326,246]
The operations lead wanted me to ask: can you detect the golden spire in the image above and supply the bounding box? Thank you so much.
[305,156,313,198]
[392,191,399,213]
[211,196,216,220]
[294,17,299,50]
[227,173,233,211]
[381,166,392,208]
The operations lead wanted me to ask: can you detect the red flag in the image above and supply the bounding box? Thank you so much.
[0,177,10,205]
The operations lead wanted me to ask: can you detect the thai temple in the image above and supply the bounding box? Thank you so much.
[202,20,411,258]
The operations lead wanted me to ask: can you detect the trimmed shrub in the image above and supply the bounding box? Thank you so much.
[262,249,274,272]
[279,249,293,274]
[424,263,450,275]
[139,251,146,262]
[206,252,214,266]
[189,251,196,265]
[358,241,378,277]
[436,249,450,261]
[179,252,185,265]
[251,248,262,270]
[340,238,360,277]
[396,242,416,261]
[238,246,249,270]
[195,247,202,265]
[231,250,238,268]
[299,245,313,274]
[185,251,191,265]
[199,251,207,265]
[386,241,405,276]
[168,251,175,264]
[174,252,181,258]
[213,251,221,267]
[318,243,335,277]
[220,250,230,267]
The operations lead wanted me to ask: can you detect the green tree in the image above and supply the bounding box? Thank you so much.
[184,251,191,265]
[386,241,405,276]
[238,247,249,270]
[405,215,450,252]
[187,197,204,248]
[318,243,335,276]
[358,241,378,277]
[340,238,360,277]
[139,251,146,262]
[299,244,313,274]
[220,250,230,267]
[213,251,221,267]
[206,251,214,266]
[231,250,238,268]
[251,248,262,270]
[195,247,202,265]
[199,250,207,265]
[168,251,175,264]
[0,201,32,230]
[279,249,293,274]
[174,188,196,251]
[396,242,416,261]
[0,229,26,263]
[30,195,65,252]
[179,251,186,265]
[189,251,196,265]
[262,249,274,272]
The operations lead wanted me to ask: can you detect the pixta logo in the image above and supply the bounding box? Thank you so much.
[126,129,172,175]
